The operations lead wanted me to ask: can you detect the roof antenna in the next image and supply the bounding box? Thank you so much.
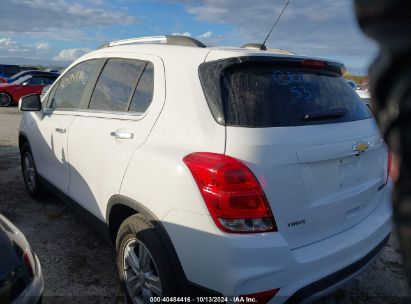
[262,0,290,48]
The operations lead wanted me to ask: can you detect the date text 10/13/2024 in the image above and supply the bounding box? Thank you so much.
[149,297,259,303]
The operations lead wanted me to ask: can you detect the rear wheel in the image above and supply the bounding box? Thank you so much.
[0,92,12,107]
[116,214,179,303]
[21,143,44,197]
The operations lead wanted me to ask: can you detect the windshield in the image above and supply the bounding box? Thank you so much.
[219,63,372,127]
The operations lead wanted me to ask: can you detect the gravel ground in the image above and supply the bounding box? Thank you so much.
[0,106,20,147]
[0,107,410,303]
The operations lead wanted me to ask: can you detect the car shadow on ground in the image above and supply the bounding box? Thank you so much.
[0,146,125,303]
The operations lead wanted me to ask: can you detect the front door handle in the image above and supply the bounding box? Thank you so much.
[110,131,134,140]
[55,128,66,133]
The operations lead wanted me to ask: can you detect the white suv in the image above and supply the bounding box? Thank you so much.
[18,36,392,303]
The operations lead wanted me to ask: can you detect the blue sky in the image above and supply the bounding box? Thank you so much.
[0,0,377,74]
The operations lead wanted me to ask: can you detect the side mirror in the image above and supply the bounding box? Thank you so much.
[19,94,42,111]
[22,81,29,86]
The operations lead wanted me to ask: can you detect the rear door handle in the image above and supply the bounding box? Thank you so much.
[55,128,66,133]
[110,131,134,140]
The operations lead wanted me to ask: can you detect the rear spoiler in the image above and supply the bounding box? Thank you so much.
[234,56,346,75]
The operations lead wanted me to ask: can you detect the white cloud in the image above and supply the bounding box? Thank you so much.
[35,42,51,52]
[198,31,212,38]
[53,48,92,61]
[0,0,137,41]
[0,37,29,53]
[88,0,105,4]
[171,32,192,37]
[0,38,17,48]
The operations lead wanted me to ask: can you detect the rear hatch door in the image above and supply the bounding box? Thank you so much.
[200,57,388,249]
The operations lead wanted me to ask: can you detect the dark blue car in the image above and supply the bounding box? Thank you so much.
[0,65,21,78]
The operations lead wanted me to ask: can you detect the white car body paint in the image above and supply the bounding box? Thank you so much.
[19,42,392,302]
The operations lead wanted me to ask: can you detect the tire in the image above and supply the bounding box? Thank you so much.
[116,214,179,303]
[20,142,44,197]
[0,92,12,107]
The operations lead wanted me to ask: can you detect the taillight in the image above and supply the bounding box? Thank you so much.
[241,288,280,304]
[23,249,34,278]
[183,152,277,233]
[387,151,399,181]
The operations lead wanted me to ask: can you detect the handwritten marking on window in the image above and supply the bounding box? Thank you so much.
[59,70,86,89]
[273,71,312,101]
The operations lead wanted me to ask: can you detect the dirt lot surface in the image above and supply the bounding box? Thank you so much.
[0,107,410,303]
[0,107,20,147]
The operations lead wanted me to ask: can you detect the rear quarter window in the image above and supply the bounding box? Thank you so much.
[89,58,146,112]
[88,58,154,114]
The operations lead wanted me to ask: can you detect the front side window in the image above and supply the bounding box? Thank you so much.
[89,59,146,112]
[52,60,99,109]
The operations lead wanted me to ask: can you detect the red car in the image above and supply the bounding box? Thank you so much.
[0,75,58,107]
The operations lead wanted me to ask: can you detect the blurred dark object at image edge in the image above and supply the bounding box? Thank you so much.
[354,0,411,286]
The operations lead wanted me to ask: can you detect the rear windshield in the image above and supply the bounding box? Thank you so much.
[200,60,372,127]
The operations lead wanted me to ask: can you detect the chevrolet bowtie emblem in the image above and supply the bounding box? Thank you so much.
[353,142,369,154]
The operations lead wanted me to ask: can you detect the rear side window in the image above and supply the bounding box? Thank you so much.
[89,59,147,112]
[200,59,372,127]
[129,62,154,113]
[52,60,98,109]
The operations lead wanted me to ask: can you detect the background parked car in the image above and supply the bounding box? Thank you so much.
[1,70,60,84]
[346,79,358,89]
[43,69,59,73]
[0,214,43,304]
[356,83,371,107]
[20,67,38,72]
[0,74,59,107]
[0,64,21,79]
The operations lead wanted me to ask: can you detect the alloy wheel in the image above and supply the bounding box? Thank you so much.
[0,93,11,107]
[123,238,162,303]
[23,153,36,191]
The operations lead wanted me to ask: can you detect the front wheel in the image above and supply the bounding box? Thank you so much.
[0,92,12,107]
[116,214,179,303]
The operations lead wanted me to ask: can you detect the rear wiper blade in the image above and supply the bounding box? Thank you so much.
[303,107,348,121]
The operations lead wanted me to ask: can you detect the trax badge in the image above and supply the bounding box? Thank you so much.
[353,143,369,154]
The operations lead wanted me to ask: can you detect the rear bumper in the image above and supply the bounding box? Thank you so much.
[284,234,389,304]
[13,254,44,304]
[162,184,392,301]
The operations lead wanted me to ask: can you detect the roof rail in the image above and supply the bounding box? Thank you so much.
[98,35,206,49]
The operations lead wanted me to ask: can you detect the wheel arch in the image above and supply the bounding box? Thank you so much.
[106,195,221,296]
[18,131,30,151]
[106,195,161,243]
